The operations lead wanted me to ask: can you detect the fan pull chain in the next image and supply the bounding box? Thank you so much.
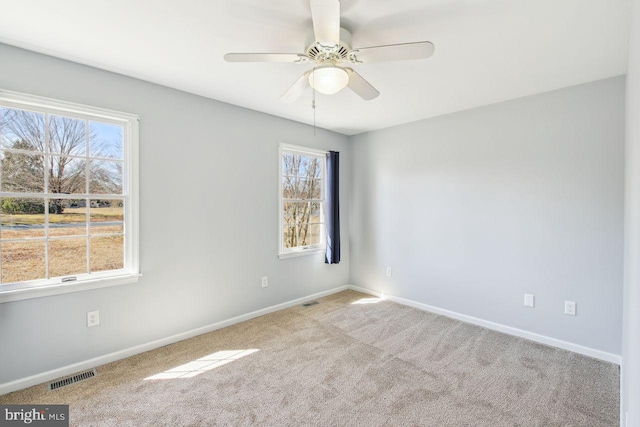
[311,68,316,135]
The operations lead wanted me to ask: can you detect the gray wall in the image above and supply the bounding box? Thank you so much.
[0,43,350,384]
[350,77,625,355]
[623,0,640,423]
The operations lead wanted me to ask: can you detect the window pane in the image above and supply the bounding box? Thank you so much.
[90,122,123,159]
[294,223,322,247]
[282,177,322,200]
[304,224,323,246]
[1,151,45,193]
[281,153,293,175]
[89,160,122,194]
[283,225,297,249]
[49,238,87,277]
[283,202,322,227]
[90,199,123,235]
[0,107,45,151]
[283,224,323,248]
[282,153,322,179]
[91,235,123,272]
[0,198,46,239]
[48,155,86,194]
[49,115,86,156]
[1,241,46,283]
[49,204,87,237]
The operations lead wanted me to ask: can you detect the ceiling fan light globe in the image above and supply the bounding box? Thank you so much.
[308,66,349,95]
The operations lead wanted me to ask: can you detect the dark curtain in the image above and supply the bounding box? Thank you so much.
[325,151,340,264]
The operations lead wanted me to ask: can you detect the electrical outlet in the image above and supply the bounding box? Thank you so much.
[524,294,534,308]
[386,267,392,277]
[87,310,99,327]
[261,276,268,288]
[564,301,576,316]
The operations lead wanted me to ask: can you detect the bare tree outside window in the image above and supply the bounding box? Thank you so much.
[281,151,324,249]
[1,109,122,213]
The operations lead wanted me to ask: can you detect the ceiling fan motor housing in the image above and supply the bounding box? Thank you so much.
[305,27,353,63]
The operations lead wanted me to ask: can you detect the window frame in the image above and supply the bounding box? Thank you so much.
[0,89,140,303]
[278,143,327,259]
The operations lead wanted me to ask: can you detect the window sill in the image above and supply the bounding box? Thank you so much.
[0,273,142,303]
[278,248,325,259]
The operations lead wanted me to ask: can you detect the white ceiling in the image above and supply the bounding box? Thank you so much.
[0,0,630,135]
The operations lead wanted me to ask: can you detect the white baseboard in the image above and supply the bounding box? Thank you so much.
[0,285,348,396]
[346,284,621,365]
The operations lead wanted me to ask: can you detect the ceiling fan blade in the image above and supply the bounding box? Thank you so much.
[353,41,435,63]
[280,72,312,102]
[224,53,308,63]
[344,68,379,100]
[310,0,340,47]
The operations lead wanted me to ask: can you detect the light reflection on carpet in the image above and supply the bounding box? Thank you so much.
[351,297,384,305]
[144,349,259,380]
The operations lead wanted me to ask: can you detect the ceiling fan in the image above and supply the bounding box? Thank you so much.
[224,0,435,102]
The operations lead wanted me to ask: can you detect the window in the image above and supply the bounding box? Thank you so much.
[0,90,139,302]
[279,143,326,258]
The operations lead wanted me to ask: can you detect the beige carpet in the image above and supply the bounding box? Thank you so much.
[1,290,619,426]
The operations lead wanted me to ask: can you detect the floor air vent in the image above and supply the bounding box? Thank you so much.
[48,368,97,391]
[302,301,319,307]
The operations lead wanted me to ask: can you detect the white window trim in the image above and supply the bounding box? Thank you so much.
[0,89,140,303]
[278,143,327,259]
